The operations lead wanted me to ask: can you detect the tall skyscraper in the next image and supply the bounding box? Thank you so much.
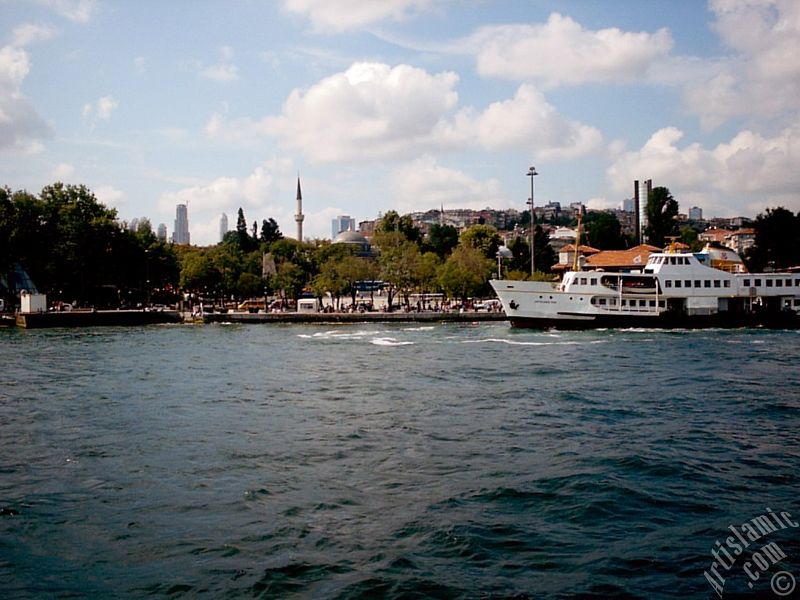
[294,177,304,241]
[622,198,635,213]
[331,215,355,239]
[634,179,652,244]
[689,206,703,221]
[173,203,190,245]
[157,223,167,242]
[219,212,228,242]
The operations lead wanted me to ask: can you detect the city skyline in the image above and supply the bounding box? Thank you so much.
[2,1,799,245]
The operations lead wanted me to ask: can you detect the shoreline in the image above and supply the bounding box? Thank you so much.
[201,310,508,325]
[6,309,508,328]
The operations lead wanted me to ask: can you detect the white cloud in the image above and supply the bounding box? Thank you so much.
[158,158,292,214]
[34,0,97,23]
[0,45,51,151]
[684,0,800,127]
[82,95,119,128]
[259,62,460,162]
[195,46,239,82]
[133,56,146,74]
[283,0,434,32]
[94,184,126,208]
[607,123,800,216]
[388,156,509,214]
[11,23,57,47]
[467,84,603,159]
[208,62,599,163]
[470,13,673,87]
[586,197,620,211]
[50,162,75,180]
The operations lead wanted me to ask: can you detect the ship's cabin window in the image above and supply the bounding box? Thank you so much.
[695,280,702,288]
[744,278,750,286]
[675,280,682,288]
[776,279,783,287]
[704,280,711,288]
[649,300,656,307]
[590,278,597,285]
[682,257,690,264]
[724,281,730,288]
[755,279,762,286]
[639,299,647,307]
[664,280,672,288]
[785,279,792,286]
[685,280,692,287]
[610,299,617,306]
[714,280,721,288]
[579,277,586,285]
[795,279,800,287]
[599,298,607,305]
[658,300,665,307]
[766,279,773,287]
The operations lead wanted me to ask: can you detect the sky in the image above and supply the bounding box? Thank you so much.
[2,0,800,245]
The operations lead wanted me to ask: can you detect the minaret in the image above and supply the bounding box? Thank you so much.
[294,176,304,241]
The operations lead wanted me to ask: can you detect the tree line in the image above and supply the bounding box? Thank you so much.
[2,183,797,310]
[0,183,552,310]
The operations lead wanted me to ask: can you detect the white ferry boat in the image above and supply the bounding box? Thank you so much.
[490,245,800,329]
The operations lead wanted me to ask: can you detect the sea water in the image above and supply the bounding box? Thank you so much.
[1,323,798,598]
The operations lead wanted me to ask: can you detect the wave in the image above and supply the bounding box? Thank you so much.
[371,337,414,346]
[297,329,382,340]
[461,338,606,347]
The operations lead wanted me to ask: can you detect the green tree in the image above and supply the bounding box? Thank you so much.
[459,224,501,259]
[423,223,459,258]
[506,235,531,275]
[377,232,421,310]
[438,246,494,302]
[645,187,679,247]
[744,207,800,271]
[415,252,442,295]
[274,261,306,301]
[376,210,421,244]
[679,226,702,252]
[533,225,556,275]
[260,218,283,245]
[179,250,219,292]
[0,188,16,288]
[584,211,626,250]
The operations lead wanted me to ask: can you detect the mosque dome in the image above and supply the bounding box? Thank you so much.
[334,231,369,245]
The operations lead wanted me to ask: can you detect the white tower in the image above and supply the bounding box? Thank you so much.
[294,177,304,241]
[219,212,228,242]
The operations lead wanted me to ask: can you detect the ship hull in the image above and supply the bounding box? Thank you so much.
[507,311,800,330]
[491,278,800,330]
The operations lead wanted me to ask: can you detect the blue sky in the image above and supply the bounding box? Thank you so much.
[2,0,799,245]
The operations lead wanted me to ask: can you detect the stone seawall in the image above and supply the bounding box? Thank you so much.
[202,311,507,325]
[16,310,183,329]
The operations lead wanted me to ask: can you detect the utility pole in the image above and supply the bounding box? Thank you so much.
[527,166,538,276]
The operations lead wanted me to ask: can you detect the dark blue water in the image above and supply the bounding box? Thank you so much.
[1,323,799,599]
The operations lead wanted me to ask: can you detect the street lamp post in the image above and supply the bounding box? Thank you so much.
[526,166,538,276]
